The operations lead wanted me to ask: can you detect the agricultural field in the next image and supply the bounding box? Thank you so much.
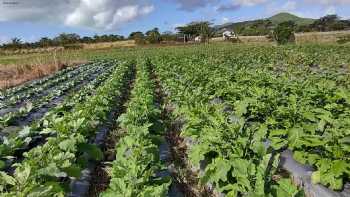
[0,43,350,197]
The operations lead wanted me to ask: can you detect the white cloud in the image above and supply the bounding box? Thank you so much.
[169,0,218,11]
[0,35,10,44]
[217,4,241,11]
[22,35,38,43]
[304,0,350,5]
[325,6,336,15]
[217,0,268,12]
[282,1,297,11]
[222,17,230,23]
[0,0,154,31]
[267,0,297,15]
[235,0,268,6]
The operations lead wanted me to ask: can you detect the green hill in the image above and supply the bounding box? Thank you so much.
[268,12,315,26]
[214,12,316,36]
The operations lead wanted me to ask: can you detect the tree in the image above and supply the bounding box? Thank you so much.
[81,36,94,43]
[176,24,198,37]
[8,37,22,50]
[38,37,53,47]
[10,37,22,45]
[198,21,214,43]
[176,21,214,42]
[129,31,145,45]
[146,28,161,44]
[273,21,296,45]
[309,15,349,32]
[129,31,144,39]
[53,33,80,45]
[161,31,177,42]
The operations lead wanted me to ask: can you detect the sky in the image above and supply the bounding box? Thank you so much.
[0,0,350,43]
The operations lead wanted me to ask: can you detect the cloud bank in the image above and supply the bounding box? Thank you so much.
[305,0,350,5]
[217,0,268,12]
[0,0,154,30]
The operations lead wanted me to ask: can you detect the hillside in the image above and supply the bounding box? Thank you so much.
[268,12,315,26]
[215,12,316,35]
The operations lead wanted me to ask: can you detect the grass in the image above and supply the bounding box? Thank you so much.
[0,63,69,89]
[211,30,350,44]
[0,50,88,89]
[82,40,135,49]
[295,30,350,44]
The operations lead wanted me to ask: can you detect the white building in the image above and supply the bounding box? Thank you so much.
[223,31,237,40]
[194,36,202,42]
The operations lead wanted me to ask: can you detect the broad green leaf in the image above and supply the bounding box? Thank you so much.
[274,178,302,197]
[235,100,249,117]
[270,129,288,136]
[270,137,288,150]
[288,127,303,148]
[311,171,321,184]
[330,160,347,177]
[220,184,238,196]
[78,143,104,161]
[59,139,76,152]
[0,160,5,170]
[18,126,31,138]
[0,171,16,186]
[203,158,231,184]
[63,165,82,178]
[15,163,31,185]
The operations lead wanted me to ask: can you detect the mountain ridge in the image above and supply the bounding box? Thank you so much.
[268,12,315,26]
[215,12,316,34]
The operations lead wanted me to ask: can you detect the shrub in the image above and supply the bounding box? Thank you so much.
[337,35,350,44]
[63,44,83,50]
[273,21,296,45]
[146,28,161,44]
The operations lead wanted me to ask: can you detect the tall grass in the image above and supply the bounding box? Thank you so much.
[0,50,86,89]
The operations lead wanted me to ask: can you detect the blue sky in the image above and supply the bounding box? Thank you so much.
[0,0,349,43]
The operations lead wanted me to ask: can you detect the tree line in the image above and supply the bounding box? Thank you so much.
[0,21,214,50]
[273,15,350,45]
[128,22,213,44]
[298,15,350,32]
[0,33,125,50]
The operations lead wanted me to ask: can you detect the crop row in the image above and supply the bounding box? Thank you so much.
[0,62,97,110]
[101,59,171,196]
[0,61,115,128]
[0,61,133,196]
[0,61,119,171]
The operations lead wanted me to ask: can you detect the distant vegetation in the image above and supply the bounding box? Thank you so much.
[273,21,296,45]
[0,33,125,51]
[337,35,350,44]
[1,13,350,51]
[176,21,214,42]
[128,28,177,45]
[215,13,350,36]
